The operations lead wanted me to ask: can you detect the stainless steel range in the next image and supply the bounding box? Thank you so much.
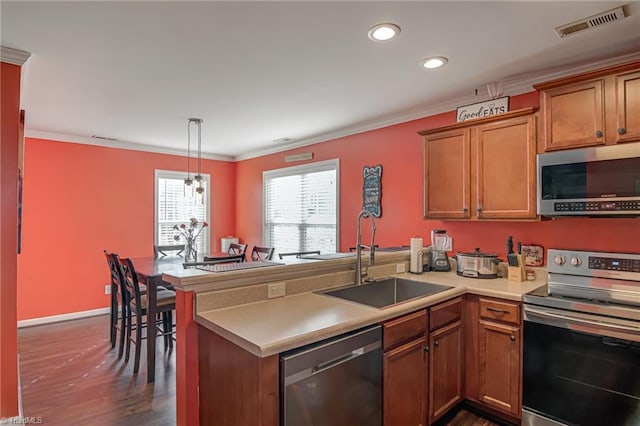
[522,249,640,426]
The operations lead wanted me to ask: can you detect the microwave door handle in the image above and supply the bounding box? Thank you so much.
[524,306,640,341]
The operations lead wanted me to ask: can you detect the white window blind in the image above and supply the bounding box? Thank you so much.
[154,170,210,254]
[263,160,339,255]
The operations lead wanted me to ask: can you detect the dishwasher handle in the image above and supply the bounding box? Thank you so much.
[312,343,376,375]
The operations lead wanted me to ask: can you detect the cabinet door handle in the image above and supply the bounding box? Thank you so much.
[595,130,603,138]
[434,341,439,348]
[510,335,516,341]
[486,306,510,314]
[462,207,468,212]
[424,345,429,353]
[477,207,482,213]
[618,127,626,135]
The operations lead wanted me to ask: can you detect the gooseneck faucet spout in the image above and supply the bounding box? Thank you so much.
[355,210,377,285]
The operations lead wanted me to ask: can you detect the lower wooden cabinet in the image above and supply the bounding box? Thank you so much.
[428,320,463,423]
[464,295,523,421]
[383,337,428,426]
[478,320,521,417]
[382,309,428,426]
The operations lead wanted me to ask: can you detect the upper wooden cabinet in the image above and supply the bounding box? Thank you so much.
[419,108,537,220]
[535,60,640,152]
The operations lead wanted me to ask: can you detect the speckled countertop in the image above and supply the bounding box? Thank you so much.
[196,268,547,358]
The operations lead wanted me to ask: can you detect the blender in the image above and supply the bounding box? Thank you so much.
[430,229,451,271]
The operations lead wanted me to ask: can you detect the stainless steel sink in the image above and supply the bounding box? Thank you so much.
[319,278,453,309]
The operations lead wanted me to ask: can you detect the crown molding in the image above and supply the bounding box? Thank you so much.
[234,51,640,161]
[25,130,234,162]
[0,46,31,66]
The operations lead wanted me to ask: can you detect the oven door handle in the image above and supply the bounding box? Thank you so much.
[524,306,640,341]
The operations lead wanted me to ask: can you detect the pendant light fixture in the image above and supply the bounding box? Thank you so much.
[191,118,205,205]
[184,119,194,196]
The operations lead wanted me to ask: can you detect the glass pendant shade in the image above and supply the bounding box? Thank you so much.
[184,177,193,196]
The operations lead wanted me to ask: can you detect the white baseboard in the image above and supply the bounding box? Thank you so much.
[17,307,110,328]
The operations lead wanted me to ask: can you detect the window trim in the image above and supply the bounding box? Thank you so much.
[262,159,340,253]
[154,169,211,253]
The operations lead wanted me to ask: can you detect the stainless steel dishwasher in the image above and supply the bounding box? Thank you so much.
[280,325,382,425]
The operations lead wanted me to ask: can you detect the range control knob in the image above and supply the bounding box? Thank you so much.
[554,255,566,265]
[571,257,582,267]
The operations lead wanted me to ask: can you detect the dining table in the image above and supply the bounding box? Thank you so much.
[130,252,232,382]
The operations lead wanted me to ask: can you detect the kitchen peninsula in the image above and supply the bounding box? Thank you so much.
[163,251,546,425]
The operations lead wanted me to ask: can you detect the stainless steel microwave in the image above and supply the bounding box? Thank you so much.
[537,143,640,217]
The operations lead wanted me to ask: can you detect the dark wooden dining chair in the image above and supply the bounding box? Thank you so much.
[117,257,176,375]
[104,250,127,358]
[278,250,321,259]
[251,246,275,261]
[227,243,248,261]
[154,244,185,258]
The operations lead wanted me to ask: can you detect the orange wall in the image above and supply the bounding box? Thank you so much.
[236,91,640,257]
[17,138,236,320]
[1,61,21,417]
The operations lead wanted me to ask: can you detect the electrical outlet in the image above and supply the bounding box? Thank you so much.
[396,263,406,273]
[105,284,111,295]
[267,282,286,299]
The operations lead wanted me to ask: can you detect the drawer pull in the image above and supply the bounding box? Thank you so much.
[510,335,516,341]
[486,306,510,314]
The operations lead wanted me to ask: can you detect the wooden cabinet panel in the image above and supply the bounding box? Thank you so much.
[428,320,463,424]
[540,80,605,151]
[383,337,428,426]
[429,297,462,332]
[478,320,521,417]
[476,116,536,219]
[536,60,640,151]
[479,298,521,325]
[420,108,538,221]
[423,129,470,219]
[615,70,640,143]
[198,326,279,426]
[383,309,427,351]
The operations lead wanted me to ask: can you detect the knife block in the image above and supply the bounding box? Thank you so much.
[508,254,526,282]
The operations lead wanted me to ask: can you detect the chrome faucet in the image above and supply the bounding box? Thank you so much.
[355,210,376,285]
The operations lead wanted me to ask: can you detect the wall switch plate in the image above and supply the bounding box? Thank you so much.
[105,284,111,295]
[267,282,286,299]
[396,263,406,273]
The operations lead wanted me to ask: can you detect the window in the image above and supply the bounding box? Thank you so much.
[263,159,339,255]
[155,170,210,254]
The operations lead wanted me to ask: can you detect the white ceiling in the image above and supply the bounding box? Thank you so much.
[2,1,640,161]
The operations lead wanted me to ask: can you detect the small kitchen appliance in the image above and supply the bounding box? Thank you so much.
[430,229,451,272]
[537,143,640,217]
[455,248,499,279]
[522,249,640,426]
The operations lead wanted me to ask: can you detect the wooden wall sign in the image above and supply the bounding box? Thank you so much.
[363,164,382,217]
[456,96,510,122]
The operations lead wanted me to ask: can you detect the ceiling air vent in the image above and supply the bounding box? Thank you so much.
[555,6,627,38]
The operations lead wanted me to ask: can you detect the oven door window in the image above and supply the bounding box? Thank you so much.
[523,321,640,426]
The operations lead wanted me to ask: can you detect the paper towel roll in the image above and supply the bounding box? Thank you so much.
[410,237,424,274]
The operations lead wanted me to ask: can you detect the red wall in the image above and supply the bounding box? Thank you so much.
[1,60,21,418]
[236,91,640,257]
[17,138,236,320]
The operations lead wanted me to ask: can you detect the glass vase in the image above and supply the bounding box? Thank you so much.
[185,240,197,262]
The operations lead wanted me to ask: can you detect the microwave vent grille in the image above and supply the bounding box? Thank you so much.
[554,6,627,38]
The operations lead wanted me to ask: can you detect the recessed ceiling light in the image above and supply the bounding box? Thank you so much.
[421,56,448,69]
[368,23,401,41]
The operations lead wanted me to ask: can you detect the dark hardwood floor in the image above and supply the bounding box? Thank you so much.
[19,314,176,425]
[18,314,500,426]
